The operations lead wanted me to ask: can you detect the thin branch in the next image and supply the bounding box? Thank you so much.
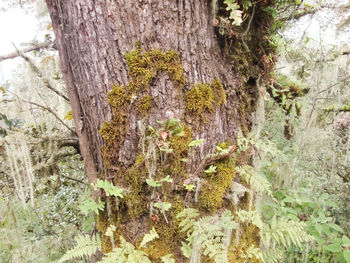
[192,145,237,178]
[280,9,318,22]
[243,3,255,36]
[0,41,55,62]
[61,174,85,184]
[241,3,256,53]
[10,92,75,134]
[316,50,350,62]
[12,43,69,102]
[317,75,350,95]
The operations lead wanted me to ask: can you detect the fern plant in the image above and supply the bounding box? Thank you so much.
[79,197,105,215]
[177,208,236,263]
[100,236,153,263]
[93,179,124,198]
[236,208,313,263]
[58,234,101,263]
[161,254,176,263]
[236,165,273,197]
[100,227,161,263]
[261,215,314,249]
[139,227,159,248]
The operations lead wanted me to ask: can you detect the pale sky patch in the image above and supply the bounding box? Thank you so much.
[0,8,38,83]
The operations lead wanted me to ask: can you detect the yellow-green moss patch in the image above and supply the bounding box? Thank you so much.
[199,158,236,212]
[185,78,226,116]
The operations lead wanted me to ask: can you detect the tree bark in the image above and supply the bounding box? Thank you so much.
[46,0,273,261]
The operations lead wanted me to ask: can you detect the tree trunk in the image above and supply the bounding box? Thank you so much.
[46,0,273,261]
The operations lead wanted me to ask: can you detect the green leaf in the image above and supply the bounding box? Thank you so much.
[146,178,162,187]
[180,241,192,258]
[324,243,342,253]
[58,235,101,263]
[242,0,252,10]
[184,184,195,191]
[79,197,105,215]
[165,118,181,130]
[93,179,123,198]
[172,125,184,136]
[139,227,159,248]
[315,224,323,235]
[204,165,217,174]
[189,139,204,147]
[216,146,229,154]
[161,254,176,263]
[146,176,173,187]
[148,125,158,136]
[154,201,172,211]
[343,250,350,263]
[342,235,350,246]
[160,147,173,153]
[329,223,344,233]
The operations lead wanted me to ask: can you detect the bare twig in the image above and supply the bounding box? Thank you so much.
[10,92,75,134]
[280,9,318,22]
[192,145,237,178]
[12,43,69,102]
[61,174,85,184]
[0,41,55,62]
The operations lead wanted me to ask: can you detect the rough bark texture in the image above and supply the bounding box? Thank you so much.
[46,0,273,261]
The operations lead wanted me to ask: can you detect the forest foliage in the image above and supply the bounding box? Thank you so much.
[0,0,350,262]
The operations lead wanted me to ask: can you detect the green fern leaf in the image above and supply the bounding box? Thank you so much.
[100,236,151,263]
[79,197,105,215]
[161,254,176,263]
[93,179,124,198]
[58,234,101,263]
[139,227,159,248]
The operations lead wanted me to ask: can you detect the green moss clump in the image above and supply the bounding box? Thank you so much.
[107,84,131,108]
[228,224,261,263]
[211,160,236,189]
[135,95,153,115]
[185,78,226,116]
[198,182,225,211]
[123,154,149,219]
[124,47,186,94]
[99,122,118,142]
[168,125,192,178]
[199,158,236,212]
[143,196,186,261]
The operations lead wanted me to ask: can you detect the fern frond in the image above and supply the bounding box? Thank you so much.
[180,241,192,258]
[176,208,200,233]
[261,215,314,249]
[105,224,117,237]
[139,227,159,248]
[262,247,285,263]
[161,254,176,263]
[241,245,264,261]
[236,165,272,196]
[236,210,264,229]
[79,197,105,215]
[100,236,151,263]
[58,234,101,263]
[178,209,236,263]
[93,179,124,198]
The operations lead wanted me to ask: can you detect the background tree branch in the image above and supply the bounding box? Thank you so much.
[10,92,75,134]
[0,40,55,62]
[12,43,69,102]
